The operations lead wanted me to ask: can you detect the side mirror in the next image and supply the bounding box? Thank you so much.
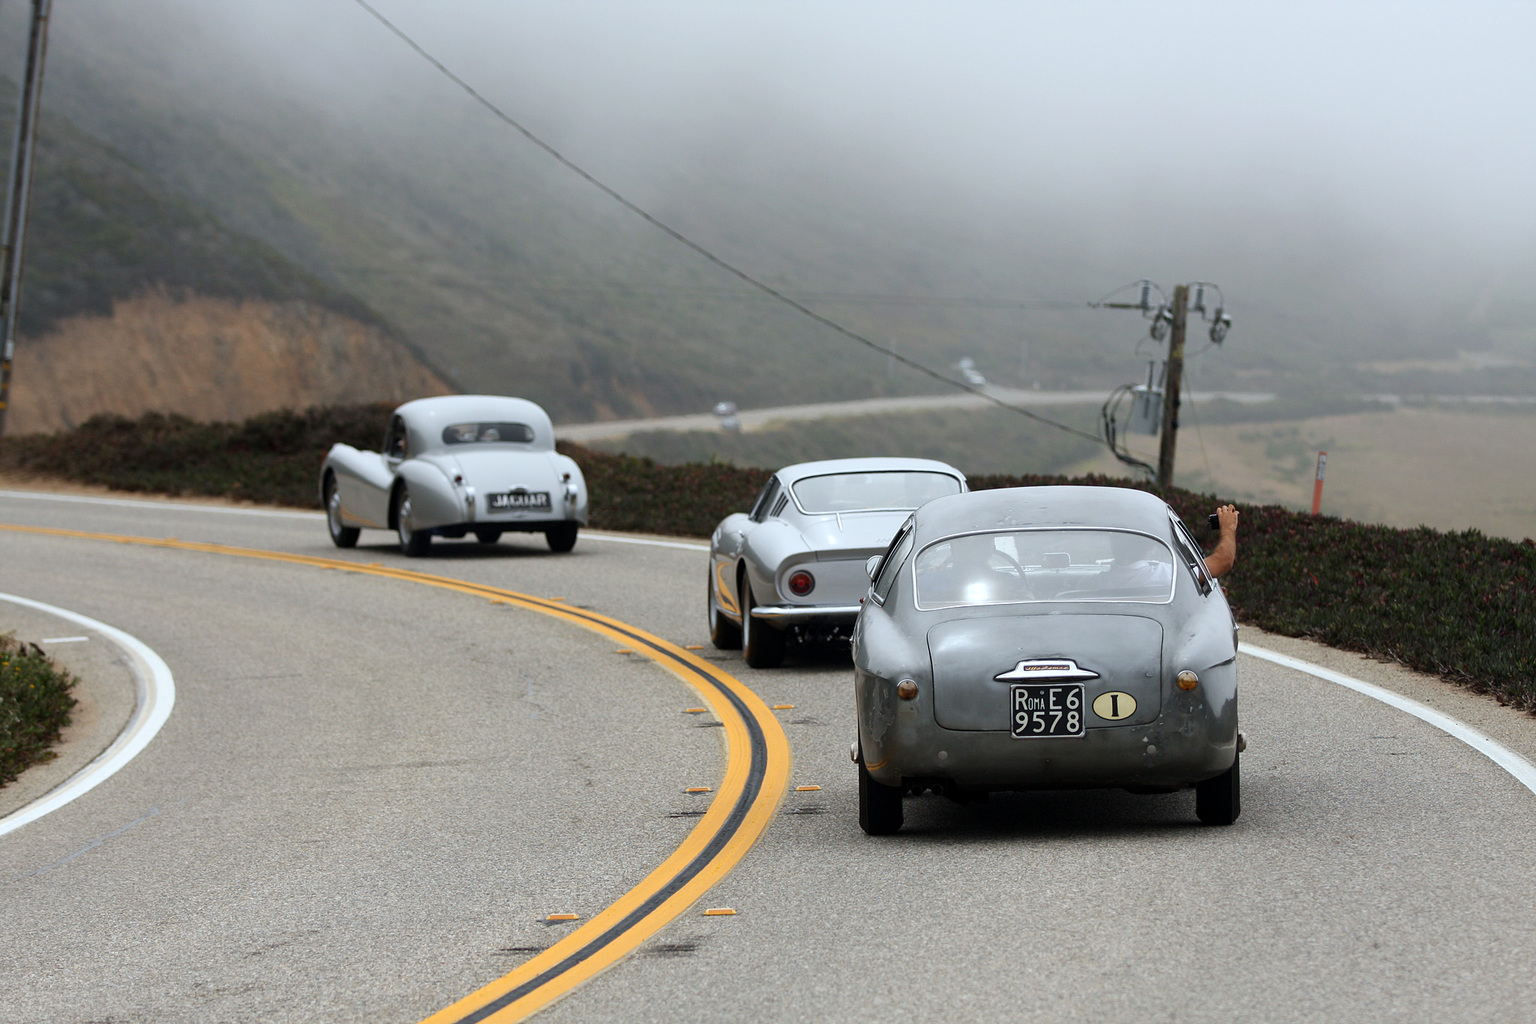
[865,555,883,580]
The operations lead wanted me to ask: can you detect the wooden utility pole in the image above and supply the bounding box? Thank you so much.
[0,0,53,438]
[1155,283,1188,490]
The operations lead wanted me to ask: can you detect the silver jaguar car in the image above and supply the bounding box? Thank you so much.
[319,395,588,556]
[708,457,968,668]
[851,485,1240,833]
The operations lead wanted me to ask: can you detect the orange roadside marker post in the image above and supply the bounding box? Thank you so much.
[1312,451,1327,515]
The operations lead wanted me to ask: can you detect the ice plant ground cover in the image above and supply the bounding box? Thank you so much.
[0,634,78,788]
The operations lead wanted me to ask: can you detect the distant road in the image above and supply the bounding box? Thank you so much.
[555,387,1276,442]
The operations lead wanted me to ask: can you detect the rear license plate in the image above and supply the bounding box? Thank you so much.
[1011,684,1085,738]
[488,490,551,512]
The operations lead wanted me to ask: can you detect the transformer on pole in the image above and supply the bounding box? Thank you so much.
[1092,279,1232,490]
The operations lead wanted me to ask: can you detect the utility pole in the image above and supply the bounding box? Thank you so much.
[1092,279,1231,491]
[0,0,53,438]
[1156,284,1188,490]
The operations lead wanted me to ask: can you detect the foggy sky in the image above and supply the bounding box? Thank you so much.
[99,0,1535,262]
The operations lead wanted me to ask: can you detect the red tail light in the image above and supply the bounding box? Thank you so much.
[787,570,815,597]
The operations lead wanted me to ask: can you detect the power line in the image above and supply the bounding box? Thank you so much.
[346,0,1103,445]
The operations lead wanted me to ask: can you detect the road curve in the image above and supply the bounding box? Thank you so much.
[3,489,1536,1023]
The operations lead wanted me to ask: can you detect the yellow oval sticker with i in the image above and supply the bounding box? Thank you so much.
[1092,691,1137,721]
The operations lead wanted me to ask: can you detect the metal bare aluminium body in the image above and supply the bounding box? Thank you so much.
[320,395,588,556]
[851,485,1241,834]
[708,457,968,668]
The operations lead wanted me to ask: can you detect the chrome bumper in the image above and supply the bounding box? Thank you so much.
[750,604,863,621]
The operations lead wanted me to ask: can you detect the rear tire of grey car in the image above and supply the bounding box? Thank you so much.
[324,477,360,549]
[858,758,903,835]
[474,528,502,545]
[1196,750,1241,826]
[740,577,785,669]
[393,486,431,557]
[546,523,578,552]
[708,567,742,650]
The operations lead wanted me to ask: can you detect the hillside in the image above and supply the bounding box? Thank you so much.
[0,71,451,434]
[3,0,1529,432]
[9,292,449,434]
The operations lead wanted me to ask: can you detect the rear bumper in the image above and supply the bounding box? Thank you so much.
[750,604,863,622]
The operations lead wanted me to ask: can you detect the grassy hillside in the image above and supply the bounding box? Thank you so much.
[0,78,386,343]
[591,405,1103,477]
[8,1,1531,428]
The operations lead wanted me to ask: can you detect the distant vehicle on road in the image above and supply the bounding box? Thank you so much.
[956,357,987,386]
[320,395,588,556]
[708,457,968,668]
[851,485,1241,834]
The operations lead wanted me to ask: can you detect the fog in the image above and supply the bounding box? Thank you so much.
[124,0,1535,251]
[5,0,1535,400]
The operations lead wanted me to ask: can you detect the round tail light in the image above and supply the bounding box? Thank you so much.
[787,570,815,597]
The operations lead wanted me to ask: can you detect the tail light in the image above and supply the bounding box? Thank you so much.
[787,570,815,597]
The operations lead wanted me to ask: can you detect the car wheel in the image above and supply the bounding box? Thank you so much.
[707,566,742,650]
[858,757,903,835]
[474,528,503,545]
[324,476,360,549]
[393,486,431,557]
[740,576,785,669]
[1196,749,1241,826]
[546,523,578,552]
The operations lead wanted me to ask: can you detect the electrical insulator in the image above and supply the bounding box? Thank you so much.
[1191,285,1205,314]
[1138,281,1151,311]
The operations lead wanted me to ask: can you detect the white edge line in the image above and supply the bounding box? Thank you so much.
[583,531,708,552]
[0,488,319,519]
[0,593,176,837]
[0,489,712,550]
[1241,642,1536,797]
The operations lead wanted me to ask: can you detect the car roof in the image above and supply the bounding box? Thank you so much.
[912,485,1174,542]
[774,457,967,487]
[395,395,555,452]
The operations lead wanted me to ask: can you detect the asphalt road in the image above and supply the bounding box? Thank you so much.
[3,489,1536,1023]
[553,388,1275,442]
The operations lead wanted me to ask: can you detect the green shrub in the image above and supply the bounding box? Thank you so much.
[0,634,79,787]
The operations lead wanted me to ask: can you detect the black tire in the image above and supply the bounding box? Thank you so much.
[546,522,579,552]
[740,576,785,669]
[474,528,503,545]
[1196,749,1241,825]
[708,565,742,650]
[858,758,904,835]
[324,476,360,549]
[393,486,431,557]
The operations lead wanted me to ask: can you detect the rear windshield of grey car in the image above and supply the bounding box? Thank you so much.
[441,422,535,445]
[913,528,1176,608]
[791,471,961,514]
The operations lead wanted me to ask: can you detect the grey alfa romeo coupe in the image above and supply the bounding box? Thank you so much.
[852,485,1241,833]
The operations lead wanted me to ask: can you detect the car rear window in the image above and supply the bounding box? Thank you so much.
[791,471,961,513]
[442,422,535,445]
[913,528,1176,608]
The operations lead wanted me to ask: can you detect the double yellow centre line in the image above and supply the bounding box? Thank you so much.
[2,524,792,1022]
